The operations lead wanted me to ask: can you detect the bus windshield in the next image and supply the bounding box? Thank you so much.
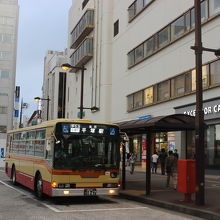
[54,134,119,170]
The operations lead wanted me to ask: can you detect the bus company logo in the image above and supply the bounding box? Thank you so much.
[109,128,116,136]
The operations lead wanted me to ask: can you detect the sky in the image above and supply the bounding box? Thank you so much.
[16,0,72,117]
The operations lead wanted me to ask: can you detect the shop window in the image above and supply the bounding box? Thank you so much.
[209,0,220,16]
[114,20,119,37]
[157,80,170,101]
[133,91,143,108]
[155,132,168,152]
[144,86,153,105]
[144,37,154,57]
[215,124,220,158]
[171,16,185,40]
[134,45,144,63]
[210,60,220,85]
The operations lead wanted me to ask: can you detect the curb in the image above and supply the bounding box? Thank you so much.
[119,192,220,220]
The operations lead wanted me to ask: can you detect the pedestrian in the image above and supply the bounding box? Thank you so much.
[151,151,159,174]
[159,148,167,175]
[173,149,179,159]
[165,150,178,189]
[128,153,136,174]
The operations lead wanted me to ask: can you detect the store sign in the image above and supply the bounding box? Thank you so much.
[175,98,220,120]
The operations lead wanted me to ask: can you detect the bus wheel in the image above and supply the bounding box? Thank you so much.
[12,166,17,185]
[36,174,44,199]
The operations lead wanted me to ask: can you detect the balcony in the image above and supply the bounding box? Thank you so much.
[70,9,94,49]
[70,37,93,71]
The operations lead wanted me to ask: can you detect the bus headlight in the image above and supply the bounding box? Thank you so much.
[109,189,115,194]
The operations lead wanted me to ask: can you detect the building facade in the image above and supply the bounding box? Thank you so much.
[0,0,19,166]
[66,0,220,168]
[42,50,67,121]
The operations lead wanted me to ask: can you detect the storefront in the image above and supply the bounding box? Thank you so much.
[175,97,220,168]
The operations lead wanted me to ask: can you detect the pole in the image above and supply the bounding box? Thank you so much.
[194,0,205,206]
[146,131,151,195]
[47,96,49,120]
[79,67,84,119]
[122,140,126,190]
[19,98,23,128]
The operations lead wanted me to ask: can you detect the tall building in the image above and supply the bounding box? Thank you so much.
[42,50,67,121]
[0,0,19,166]
[66,0,220,168]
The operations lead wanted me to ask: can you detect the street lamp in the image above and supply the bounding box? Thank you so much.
[61,63,99,119]
[191,0,220,206]
[34,96,50,120]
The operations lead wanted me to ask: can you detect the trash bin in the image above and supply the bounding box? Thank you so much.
[177,159,196,201]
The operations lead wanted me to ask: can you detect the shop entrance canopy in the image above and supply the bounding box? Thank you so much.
[118,114,200,134]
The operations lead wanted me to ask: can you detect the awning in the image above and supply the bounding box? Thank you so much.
[118,114,201,134]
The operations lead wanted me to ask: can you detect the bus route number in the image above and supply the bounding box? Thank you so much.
[84,188,97,196]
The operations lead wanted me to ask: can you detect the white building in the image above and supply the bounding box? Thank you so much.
[42,50,67,121]
[0,0,19,166]
[66,0,220,168]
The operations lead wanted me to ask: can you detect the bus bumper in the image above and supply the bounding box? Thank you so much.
[52,187,119,197]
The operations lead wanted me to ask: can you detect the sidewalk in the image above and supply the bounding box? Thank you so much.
[119,166,220,220]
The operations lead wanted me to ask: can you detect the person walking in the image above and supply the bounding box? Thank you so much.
[159,148,167,175]
[151,151,159,174]
[165,150,178,189]
[128,153,136,174]
[173,149,179,159]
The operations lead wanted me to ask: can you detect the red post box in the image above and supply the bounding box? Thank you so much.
[177,160,196,201]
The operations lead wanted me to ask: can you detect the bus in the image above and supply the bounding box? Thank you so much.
[5,119,120,198]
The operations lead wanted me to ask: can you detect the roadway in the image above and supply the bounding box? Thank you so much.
[0,168,204,220]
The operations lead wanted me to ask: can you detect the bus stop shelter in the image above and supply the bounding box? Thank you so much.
[118,114,198,195]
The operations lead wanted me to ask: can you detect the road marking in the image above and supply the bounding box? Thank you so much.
[49,206,148,213]
[0,179,58,212]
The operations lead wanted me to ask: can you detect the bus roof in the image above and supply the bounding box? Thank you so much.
[7,118,119,134]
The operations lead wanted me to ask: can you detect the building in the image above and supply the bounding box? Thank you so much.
[65,0,220,168]
[42,50,67,121]
[0,0,19,166]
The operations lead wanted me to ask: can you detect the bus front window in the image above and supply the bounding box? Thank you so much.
[53,135,119,170]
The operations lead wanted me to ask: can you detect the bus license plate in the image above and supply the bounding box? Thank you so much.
[84,188,97,196]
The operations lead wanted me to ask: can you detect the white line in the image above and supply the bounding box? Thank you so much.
[0,179,59,212]
[51,206,148,213]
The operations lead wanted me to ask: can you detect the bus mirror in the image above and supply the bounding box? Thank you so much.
[51,132,60,144]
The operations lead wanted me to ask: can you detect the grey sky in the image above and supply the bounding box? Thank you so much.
[16,0,72,117]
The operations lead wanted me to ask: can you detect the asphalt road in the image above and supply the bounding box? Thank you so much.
[0,169,204,220]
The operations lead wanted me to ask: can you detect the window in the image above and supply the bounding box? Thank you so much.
[0,88,8,95]
[171,75,185,97]
[127,95,134,111]
[157,80,170,101]
[136,0,144,13]
[0,70,9,78]
[82,0,89,9]
[0,16,14,25]
[128,51,135,67]
[185,11,191,31]
[0,51,11,60]
[144,0,151,6]
[191,65,209,91]
[0,107,7,114]
[157,26,170,49]
[209,0,220,16]
[134,45,144,63]
[144,87,153,105]
[114,20,119,37]
[201,0,208,23]
[144,37,154,57]
[133,91,143,108]
[171,16,185,40]
[0,33,13,43]
[128,3,136,21]
[210,60,220,85]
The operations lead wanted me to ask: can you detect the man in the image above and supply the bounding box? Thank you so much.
[173,149,179,159]
[165,150,178,189]
[159,148,167,175]
[151,151,159,174]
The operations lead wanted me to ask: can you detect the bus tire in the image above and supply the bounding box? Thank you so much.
[35,173,44,199]
[12,166,17,185]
